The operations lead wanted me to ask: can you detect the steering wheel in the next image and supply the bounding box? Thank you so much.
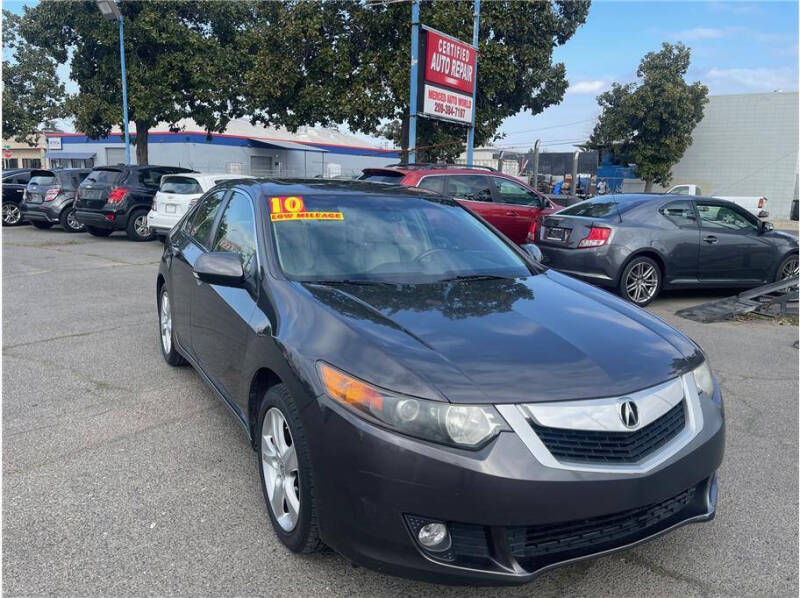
[413,247,450,263]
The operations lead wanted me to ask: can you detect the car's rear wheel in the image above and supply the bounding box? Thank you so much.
[86,225,113,237]
[776,254,799,281]
[2,202,22,226]
[158,286,186,366]
[127,210,155,242]
[619,256,662,306]
[59,206,85,233]
[257,385,322,554]
[31,221,53,229]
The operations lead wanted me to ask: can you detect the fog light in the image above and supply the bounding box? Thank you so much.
[417,522,450,552]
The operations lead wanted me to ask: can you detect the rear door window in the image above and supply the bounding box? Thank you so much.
[659,200,697,228]
[418,176,446,193]
[445,175,493,202]
[186,189,227,247]
[161,177,202,194]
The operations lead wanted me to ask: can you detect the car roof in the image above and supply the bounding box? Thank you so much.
[362,164,506,176]
[162,172,254,181]
[240,178,450,199]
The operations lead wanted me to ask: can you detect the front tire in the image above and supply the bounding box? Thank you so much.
[86,225,113,237]
[776,253,799,281]
[158,286,186,366]
[257,385,322,554]
[126,210,155,242]
[2,201,22,226]
[619,256,662,306]
[59,206,85,233]
[31,221,53,229]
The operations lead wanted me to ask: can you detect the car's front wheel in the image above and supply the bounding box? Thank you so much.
[59,206,85,233]
[619,256,662,306]
[257,385,322,554]
[158,286,186,366]
[2,201,22,226]
[776,253,799,281]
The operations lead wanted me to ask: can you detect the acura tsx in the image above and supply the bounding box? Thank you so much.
[156,179,724,585]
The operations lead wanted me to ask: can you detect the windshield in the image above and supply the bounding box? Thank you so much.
[269,194,531,283]
[83,169,122,185]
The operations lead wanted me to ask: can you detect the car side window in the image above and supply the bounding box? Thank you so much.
[445,175,493,202]
[659,200,697,228]
[670,186,690,195]
[186,189,227,247]
[696,202,757,232]
[211,192,258,277]
[493,178,542,207]
[418,176,446,194]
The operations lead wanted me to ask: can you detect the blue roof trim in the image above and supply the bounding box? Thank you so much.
[58,133,400,158]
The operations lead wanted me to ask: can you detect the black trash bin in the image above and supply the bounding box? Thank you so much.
[791,199,799,221]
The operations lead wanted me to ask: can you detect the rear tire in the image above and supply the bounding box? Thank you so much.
[257,385,322,554]
[86,226,113,237]
[158,285,186,366]
[619,256,662,307]
[2,201,23,226]
[59,206,85,233]
[31,221,53,229]
[126,209,155,242]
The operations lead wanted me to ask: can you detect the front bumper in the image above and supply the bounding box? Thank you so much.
[305,382,724,585]
[146,210,180,235]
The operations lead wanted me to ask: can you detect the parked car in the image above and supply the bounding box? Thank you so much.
[156,179,724,585]
[666,184,768,219]
[359,164,562,244]
[537,194,798,306]
[2,168,33,226]
[19,168,92,232]
[147,173,253,237]
[75,164,193,241]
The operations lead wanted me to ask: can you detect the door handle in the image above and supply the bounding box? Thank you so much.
[504,211,516,216]
[703,235,718,244]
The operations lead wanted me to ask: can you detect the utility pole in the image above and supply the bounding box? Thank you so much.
[531,139,541,189]
[465,0,481,166]
[407,0,420,165]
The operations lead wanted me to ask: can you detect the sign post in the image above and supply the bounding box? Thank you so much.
[407,0,420,165]
[466,0,481,166]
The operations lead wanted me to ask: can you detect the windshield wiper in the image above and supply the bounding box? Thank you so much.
[436,274,516,282]
[309,279,399,287]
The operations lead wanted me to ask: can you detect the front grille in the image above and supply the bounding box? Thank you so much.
[530,401,685,464]
[507,485,696,559]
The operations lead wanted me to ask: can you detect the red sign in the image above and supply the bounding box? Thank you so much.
[424,28,476,95]
[3,150,12,158]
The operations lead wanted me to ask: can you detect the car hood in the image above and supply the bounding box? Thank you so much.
[300,271,702,404]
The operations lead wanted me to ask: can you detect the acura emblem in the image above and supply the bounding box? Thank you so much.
[620,401,639,428]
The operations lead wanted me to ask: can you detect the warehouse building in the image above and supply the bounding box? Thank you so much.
[44,118,399,178]
[654,91,798,219]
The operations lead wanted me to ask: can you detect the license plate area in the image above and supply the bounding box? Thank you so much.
[546,227,568,241]
[164,203,177,214]
[81,189,104,200]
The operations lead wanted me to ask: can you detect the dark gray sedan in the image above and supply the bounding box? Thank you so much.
[536,194,798,306]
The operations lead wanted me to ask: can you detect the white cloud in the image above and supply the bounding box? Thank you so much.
[672,27,729,41]
[704,67,798,93]
[566,80,608,95]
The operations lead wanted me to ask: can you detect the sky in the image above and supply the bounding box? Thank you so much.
[4,0,798,151]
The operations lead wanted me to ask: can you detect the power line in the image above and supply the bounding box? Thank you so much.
[497,119,596,138]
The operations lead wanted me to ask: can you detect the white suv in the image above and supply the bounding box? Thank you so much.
[147,173,253,236]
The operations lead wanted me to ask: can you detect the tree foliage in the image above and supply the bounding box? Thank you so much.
[587,42,708,190]
[2,10,66,145]
[18,0,252,163]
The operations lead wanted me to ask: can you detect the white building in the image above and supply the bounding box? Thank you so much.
[655,91,799,218]
[44,118,399,178]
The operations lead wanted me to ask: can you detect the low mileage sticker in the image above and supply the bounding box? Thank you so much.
[269,196,344,222]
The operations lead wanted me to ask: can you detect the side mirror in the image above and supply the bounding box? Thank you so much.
[193,252,245,286]
[521,243,543,262]
[759,221,774,233]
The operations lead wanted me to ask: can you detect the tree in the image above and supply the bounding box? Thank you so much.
[18,1,252,164]
[2,10,66,145]
[240,1,590,162]
[587,42,708,191]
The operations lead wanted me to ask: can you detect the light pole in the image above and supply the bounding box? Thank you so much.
[96,0,131,165]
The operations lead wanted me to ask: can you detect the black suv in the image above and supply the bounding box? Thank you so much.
[20,168,92,232]
[76,164,193,241]
[2,168,33,226]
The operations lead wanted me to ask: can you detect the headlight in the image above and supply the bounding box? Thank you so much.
[318,362,509,449]
[692,360,715,399]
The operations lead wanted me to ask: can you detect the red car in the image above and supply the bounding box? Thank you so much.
[359,164,562,245]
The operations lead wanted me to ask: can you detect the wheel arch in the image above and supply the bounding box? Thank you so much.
[617,248,666,286]
[248,367,284,449]
[775,249,799,280]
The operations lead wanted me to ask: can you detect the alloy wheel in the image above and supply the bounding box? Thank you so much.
[134,215,150,238]
[625,262,658,304]
[66,210,84,231]
[2,203,21,225]
[780,256,799,279]
[261,407,300,532]
[160,292,172,354]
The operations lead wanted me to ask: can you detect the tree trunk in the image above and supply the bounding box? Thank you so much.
[134,122,149,165]
[644,179,653,192]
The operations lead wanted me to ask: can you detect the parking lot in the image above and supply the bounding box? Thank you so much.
[2,224,797,597]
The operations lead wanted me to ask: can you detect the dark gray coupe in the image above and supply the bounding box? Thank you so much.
[536,194,798,305]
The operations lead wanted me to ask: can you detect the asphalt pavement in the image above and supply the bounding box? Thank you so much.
[3,224,798,597]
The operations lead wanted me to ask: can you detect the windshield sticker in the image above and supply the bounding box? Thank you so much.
[269,195,344,222]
